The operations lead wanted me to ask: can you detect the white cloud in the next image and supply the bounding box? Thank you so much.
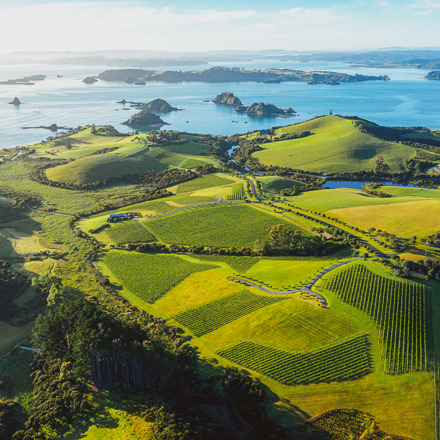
[0,1,437,53]
[407,0,440,14]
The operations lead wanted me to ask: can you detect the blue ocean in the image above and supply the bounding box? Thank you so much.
[0,60,438,149]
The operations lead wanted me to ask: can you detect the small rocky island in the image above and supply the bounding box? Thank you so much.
[83,77,98,84]
[122,108,166,128]
[212,92,243,107]
[9,97,21,105]
[236,102,296,118]
[426,71,440,80]
[143,98,180,113]
[118,98,180,113]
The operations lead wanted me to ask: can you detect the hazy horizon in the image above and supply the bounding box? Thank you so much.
[0,0,439,53]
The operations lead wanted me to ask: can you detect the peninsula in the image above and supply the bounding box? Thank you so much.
[98,66,390,84]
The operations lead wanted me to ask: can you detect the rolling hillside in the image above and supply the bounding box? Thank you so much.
[251,115,416,173]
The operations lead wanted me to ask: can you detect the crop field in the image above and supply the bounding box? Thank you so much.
[102,250,214,303]
[226,182,245,200]
[218,334,372,386]
[252,116,415,173]
[327,199,440,237]
[180,157,209,168]
[173,290,288,337]
[146,203,304,248]
[175,174,234,194]
[325,264,429,374]
[193,254,259,272]
[105,221,155,245]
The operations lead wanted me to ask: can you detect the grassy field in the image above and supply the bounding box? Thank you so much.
[327,198,440,237]
[244,258,333,290]
[251,116,415,173]
[102,250,215,303]
[145,203,305,248]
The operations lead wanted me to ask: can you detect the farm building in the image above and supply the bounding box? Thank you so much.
[107,213,134,223]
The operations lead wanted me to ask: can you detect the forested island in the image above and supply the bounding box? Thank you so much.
[98,66,390,84]
[426,71,440,80]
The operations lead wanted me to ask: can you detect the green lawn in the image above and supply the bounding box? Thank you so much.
[252,116,415,173]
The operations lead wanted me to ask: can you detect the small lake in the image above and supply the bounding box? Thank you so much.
[322,180,432,190]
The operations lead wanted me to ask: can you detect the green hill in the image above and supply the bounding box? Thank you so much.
[251,115,416,173]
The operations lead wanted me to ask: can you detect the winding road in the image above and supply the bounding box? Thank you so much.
[228,257,362,308]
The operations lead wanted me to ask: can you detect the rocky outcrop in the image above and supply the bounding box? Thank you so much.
[426,71,440,80]
[122,109,166,128]
[212,92,242,107]
[236,102,296,118]
[83,77,98,84]
[143,98,179,113]
[9,97,21,105]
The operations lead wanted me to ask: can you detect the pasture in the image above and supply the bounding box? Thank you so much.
[145,203,305,248]
[175,173,235,194]
[327,198,440,237]
[251,116,415,173]
[260,176,303,195]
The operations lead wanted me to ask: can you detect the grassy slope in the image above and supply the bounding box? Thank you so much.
[260,176,304,195]
[252,116,415,173]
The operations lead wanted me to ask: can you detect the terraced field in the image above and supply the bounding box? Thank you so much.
[218,334,372,385]
[102,250,215,303]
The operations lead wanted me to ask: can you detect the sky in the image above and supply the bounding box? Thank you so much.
[0,0,439,53]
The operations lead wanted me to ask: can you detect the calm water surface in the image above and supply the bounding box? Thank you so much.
[0,61,438,148]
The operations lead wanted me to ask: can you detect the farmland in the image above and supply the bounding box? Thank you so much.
[325,263,429,373]
[102,250,214,303]
[145,203,305,248]
[1,117,440,440]
[218,334,372,386]
[173,290,288,337]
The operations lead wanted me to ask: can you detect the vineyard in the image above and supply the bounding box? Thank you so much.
[227,183,245,200]
[173,290,287,337]
[176,174,234,194]
[218,334,372,386]
[105,221,155,245]
[304,409,398,439]
[102,250,215,303]
[325,263,429,374]
[146,203,303,248]
[193,254,259,272]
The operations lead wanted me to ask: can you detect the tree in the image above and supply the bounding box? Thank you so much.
[263,224,302,255]
[374,155,390,173]
[65,138,72,150]
[90,125,97,135]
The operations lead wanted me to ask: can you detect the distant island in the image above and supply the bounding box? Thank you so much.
[98,66,390,84]
[0,74,46,85]
[8,97,21,105]
[122,108,166,128]
[212,92,243,107]
[83,77,98,84]
[236,102,296,118]
[426,71,440,80]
